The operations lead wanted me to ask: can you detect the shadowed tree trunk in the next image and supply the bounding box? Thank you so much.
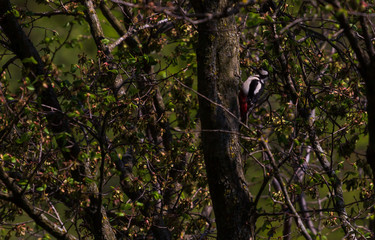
[192,1,256,239]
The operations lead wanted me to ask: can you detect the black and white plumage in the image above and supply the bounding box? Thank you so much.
[239,69,268,122]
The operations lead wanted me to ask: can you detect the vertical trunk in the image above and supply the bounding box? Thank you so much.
[362,63,375,235]
[193,1,255,239]
[364,63,375,179]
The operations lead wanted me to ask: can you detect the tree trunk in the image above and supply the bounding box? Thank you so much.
[192,1,255,239]
[363,63,375,180]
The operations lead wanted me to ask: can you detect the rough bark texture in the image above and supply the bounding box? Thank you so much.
[192,1,255,239]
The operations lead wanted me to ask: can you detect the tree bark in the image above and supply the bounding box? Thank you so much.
[363,63,375,180]
[192,1,255,239]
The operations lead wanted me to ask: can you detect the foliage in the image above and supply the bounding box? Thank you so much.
[0,0,374,239]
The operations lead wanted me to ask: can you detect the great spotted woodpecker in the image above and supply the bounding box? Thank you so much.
[239,69,268,123]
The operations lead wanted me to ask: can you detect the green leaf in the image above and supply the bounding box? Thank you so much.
[108,69,119,74]
[18,180,28,186]
[116,212,125,217]
[26,85,35,91]
[43,128,50,134]
[101,38,110,45]
[16,133,31,144]
[124,203,132,210]
[128,57,136,64]
[247,12,263,27]
[105,95,116,103]
[265,15,273,22]
[325,4,333,11]
[152,191,162,200]
[11,9,20,18]
[336,8,348,17]
[84,177,94,183]
[44,37,51,43]
[67,112,79,118]
[70,64,78,73]
[159,71,167,78]
[135,201,144,207]
[36,184,47,192]
[22,57,38,65]
[42,234,52,240]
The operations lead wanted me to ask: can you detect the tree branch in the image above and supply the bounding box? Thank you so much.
[260,137,312,240]
[0,165,77,240]
[308,127,358,239]
[0,0,80,160]
[325,0,370,68]
[359,15,375,60]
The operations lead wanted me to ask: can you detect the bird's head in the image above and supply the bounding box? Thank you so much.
[258,68,268,80]
[249,67,268,80]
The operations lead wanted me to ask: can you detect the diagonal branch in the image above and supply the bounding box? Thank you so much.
[0,0,79,160]
[0,165,77,240]
[260,137,312,240]
[324,0,370,68]
[84,1,172,239]
[99,1,141,55]
[308,127,358,239]
[359,15,375,60]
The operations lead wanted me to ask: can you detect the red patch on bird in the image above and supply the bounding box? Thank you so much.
[239,92,247,122]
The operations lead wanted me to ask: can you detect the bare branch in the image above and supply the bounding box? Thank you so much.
[0,165,77,240]
[260,137,313,240]
[308,127,359,239]
[111,0,255,25]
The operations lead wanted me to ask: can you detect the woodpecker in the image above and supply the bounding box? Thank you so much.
[239,69,268,123]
